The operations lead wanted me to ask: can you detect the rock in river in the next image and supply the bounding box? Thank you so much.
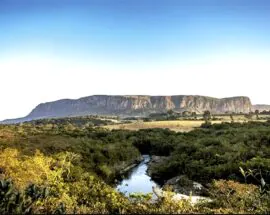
[164,175,209,196]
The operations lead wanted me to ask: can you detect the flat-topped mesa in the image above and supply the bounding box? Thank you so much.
[26,95,252,120]
[1,95,252,124]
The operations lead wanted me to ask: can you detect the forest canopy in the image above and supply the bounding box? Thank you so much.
[0,119,269,213]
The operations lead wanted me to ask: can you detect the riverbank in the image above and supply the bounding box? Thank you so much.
[119,156,144,175]
[147,155,210,197]
[116,154,210,201]
[116,155,160,196]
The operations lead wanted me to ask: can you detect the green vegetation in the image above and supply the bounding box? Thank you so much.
[28,115,117,127]
[136,122,270,185]
[0,122,140,183]
[0,118,269,213]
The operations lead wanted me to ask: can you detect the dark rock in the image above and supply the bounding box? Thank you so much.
[163,175,209,196]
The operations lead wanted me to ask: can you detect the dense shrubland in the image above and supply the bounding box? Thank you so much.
[143,122,270,185]
[0,123,140,183]
[0,119,269,213]
[27,115,117,127]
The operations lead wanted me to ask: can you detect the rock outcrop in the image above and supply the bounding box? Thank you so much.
[164,175,209,196]
[2,95,253,123]
[152,186,212,205]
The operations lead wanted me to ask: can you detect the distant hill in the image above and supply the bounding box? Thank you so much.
[1,95,255,124]
[252,104,270,112]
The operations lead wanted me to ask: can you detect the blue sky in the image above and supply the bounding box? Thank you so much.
[0,0,270,119]
[1,0,270,60]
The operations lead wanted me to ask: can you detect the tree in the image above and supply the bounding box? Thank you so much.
[255,110,259,120]
[182,111,191,117]
[203,110,211,122]
[191,112,197,120]
[167,109,174,115]
[230,114,234,122]
[244,112,253,120]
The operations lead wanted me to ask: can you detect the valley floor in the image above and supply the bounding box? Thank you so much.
[0,118,269,214]
[104,118,267,132]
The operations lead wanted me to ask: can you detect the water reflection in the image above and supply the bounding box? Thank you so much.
[116,155,159,196]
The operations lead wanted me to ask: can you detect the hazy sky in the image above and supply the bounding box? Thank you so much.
[0,0,270,120]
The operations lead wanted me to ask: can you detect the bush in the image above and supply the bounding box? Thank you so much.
[209,180,269,213]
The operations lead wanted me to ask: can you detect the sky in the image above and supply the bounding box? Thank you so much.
[0,0,270,120]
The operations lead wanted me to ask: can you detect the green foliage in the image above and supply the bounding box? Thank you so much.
[200,121,212,128]
[203,110,211,122]
[209,180,259,213]
[28,115,116,127]
[0,124,140,184]
[144,122,270,186]
[1,120,270,213]
[0,179,51,214]
[255,110,260,120]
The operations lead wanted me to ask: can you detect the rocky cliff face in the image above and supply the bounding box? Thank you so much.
[2,95,252,123]
[27,95,251,119]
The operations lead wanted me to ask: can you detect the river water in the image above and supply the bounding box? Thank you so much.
[116,155,160,196]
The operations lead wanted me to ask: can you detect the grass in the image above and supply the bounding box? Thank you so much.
[104,120,212,132]
[103,115,268,132]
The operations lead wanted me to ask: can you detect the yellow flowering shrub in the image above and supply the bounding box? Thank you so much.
[209,180,264,213]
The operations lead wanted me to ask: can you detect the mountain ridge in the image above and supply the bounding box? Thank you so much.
[252,104,270,112]
[1,95,258,124]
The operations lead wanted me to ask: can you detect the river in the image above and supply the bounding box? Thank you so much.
[116,155,160,196]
